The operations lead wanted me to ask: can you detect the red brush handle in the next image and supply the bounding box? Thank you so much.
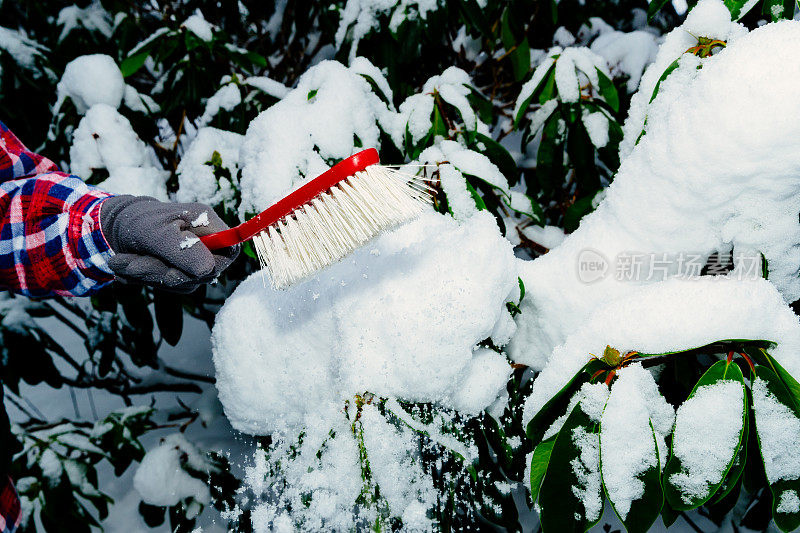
[200,148,380,250]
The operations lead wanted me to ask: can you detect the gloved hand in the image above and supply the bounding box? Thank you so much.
[100,195,239,293]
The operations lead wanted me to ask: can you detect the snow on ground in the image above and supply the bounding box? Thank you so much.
[212,209,517,434]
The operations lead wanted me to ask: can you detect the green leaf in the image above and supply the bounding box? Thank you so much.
[463,178,487,211]
[120,51,149,77]
[663,359,747,510]
[513,64,555,127]
[539,403,604,532]
[526,358,607,445]
[307,89,318,100]
[709,401,748,504]
[647,0,672,21]
[753,365,800,532]
[245,51,268,68]
[563,194,595,233]
[649,59,681,104]
[596,69,619,113]
[535,111,564,194]
[749,348,800,414]
[242,240,257,260]
[530,435,556,504]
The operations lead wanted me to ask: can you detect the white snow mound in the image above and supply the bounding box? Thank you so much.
[212,210,517,434]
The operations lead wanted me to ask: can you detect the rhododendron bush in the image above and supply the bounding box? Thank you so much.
[3,0,800,531]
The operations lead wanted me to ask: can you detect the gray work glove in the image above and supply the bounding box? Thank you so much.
[100,195,239,293]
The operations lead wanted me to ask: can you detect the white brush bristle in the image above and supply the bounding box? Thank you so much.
[251,165,434,289]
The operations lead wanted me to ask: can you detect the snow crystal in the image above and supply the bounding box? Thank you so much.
[777,490,800,514]
[752,377,800,484]
[238,59,393,216]
[212,210,516,434]
[56,55,124,114]
[182,10,215,41]
[133,434,210,507]
[511,21,800,377]
[590,31,659,93]
[176,127,243,209]
[600,364,671,518]
[669,380,743,503]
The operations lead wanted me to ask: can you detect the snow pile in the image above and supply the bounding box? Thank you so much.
[69,103,169,200]
[244,401,450,531]
[510,19,800,374]
[600,364,674,518]
[669,380,744,502]
[176,127,244,209]
[0,26,50,76]
[133,434,211,508]
[238,59,394,217]
[620,0,748,159]
[56,54,124,114]
[521,278,800,424]
[212,210,516,434]
[752,377,800,484]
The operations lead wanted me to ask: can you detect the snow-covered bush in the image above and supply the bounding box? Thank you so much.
[3,0,800,531]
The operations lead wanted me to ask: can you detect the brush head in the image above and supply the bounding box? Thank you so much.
[251,164,433,289]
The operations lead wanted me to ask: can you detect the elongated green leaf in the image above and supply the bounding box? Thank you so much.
[120,51,149,77]
[664,360,747,510]
[514,64,555,127]
[649,59,680,104]
[647,0,672,21]
[709,401,748,504]
[752,365,800,532]
[526,358,607,445]
[596,69,619,113]
[530,436,556,504]
[463,178,487,211]
[535,111,564,194]
[601,419,664,533]
[539,404,604,532]
[750,348,800,414]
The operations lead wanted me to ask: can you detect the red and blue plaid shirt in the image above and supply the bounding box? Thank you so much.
[0,121,117,531]
[0,120,115,298]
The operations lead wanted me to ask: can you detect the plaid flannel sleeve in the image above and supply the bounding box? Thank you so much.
[0,477,20,533]
[0,120,115,297]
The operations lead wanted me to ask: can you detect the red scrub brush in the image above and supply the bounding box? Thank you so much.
[200,148,433,289]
